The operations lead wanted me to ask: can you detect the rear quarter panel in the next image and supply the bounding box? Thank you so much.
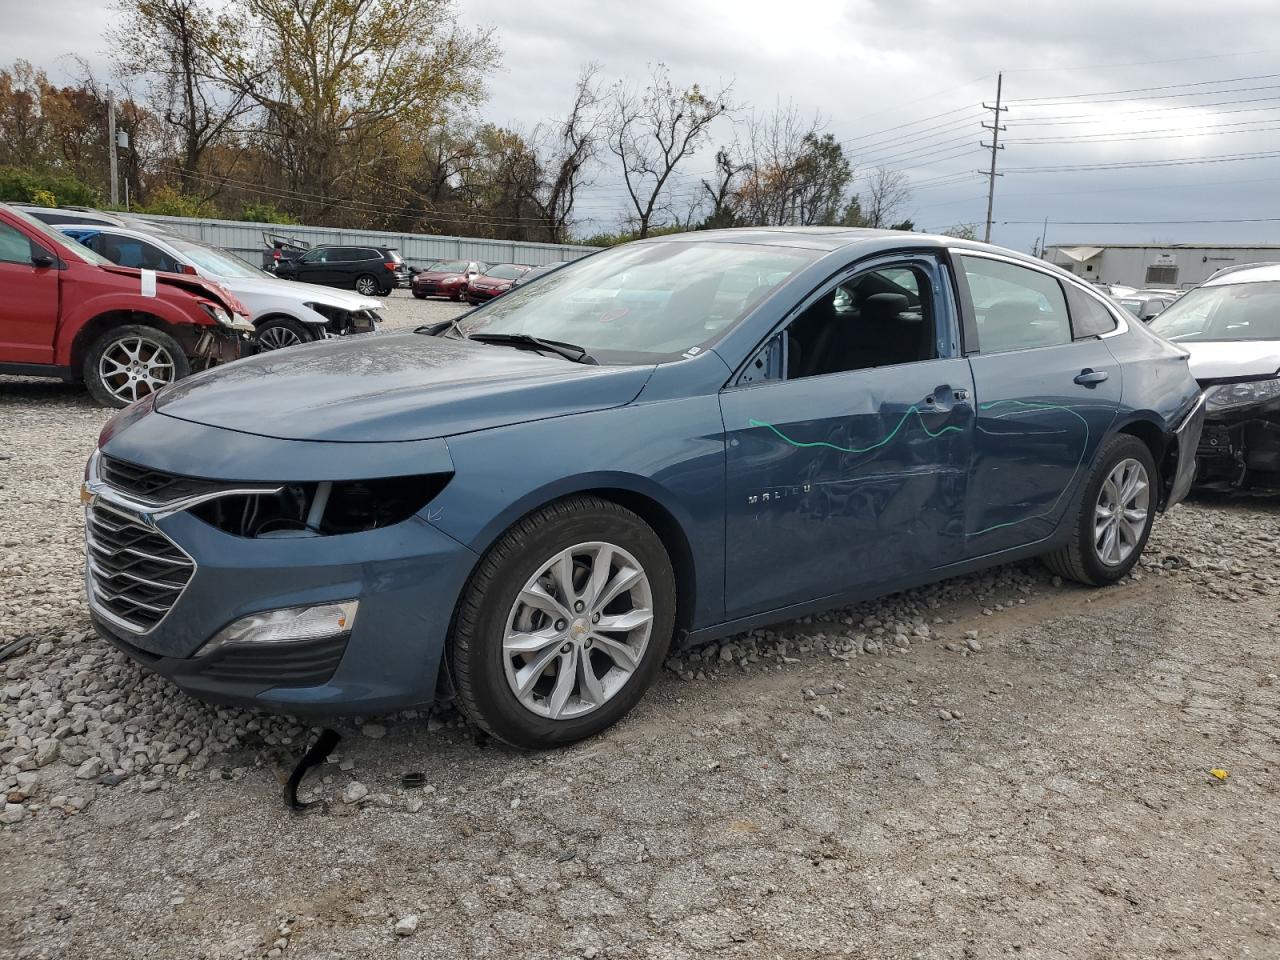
[1105,319,1202,435]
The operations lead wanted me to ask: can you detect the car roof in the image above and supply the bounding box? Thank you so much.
[651,226,1091,285]
[1202,263,1280,286]
[56,223,186,248]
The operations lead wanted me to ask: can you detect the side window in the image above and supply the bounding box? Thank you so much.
[301,248,327,263]
[785,262,937,380]
[1064,283,1118,338]
[960,256,1070,353]
[138,240,181,273]
[0,222,34,265]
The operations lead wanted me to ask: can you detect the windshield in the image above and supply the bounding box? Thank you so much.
[5,205,114,266]
[169,238,268,279]
[1149,281,1280,341]
[486,264,528,280]
[1118,299,1142,315]
[455,240,820,363]
[429,260,470,273]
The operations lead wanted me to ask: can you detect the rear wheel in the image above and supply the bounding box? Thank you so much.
[1044,434,1157,586]
[448,497,676,748]
[256,316,316,351]
[83,324,190,408]
[354,274,381,297]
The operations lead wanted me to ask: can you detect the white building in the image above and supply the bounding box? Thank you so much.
[1045,242,1280,290]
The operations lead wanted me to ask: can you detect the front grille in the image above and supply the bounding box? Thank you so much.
[100,456,222,503]
[85,504,194,633]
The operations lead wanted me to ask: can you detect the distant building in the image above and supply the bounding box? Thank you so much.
[1044,242,1280,290]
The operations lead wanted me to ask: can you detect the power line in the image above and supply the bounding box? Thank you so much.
[1002,148,1280,173]
[1006,72,1280,105]
[1010,117,1280,144]
[1002,216,1280,225]
[1003,47,1280,74]
[1007,81,1280,110]
[1014,93,1280,123]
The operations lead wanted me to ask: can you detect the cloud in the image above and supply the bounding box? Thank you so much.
[2,0,1279,248]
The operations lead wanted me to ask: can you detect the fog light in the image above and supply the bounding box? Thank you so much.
[203,601,358,654]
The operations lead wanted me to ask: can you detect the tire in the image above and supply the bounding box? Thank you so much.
[83,324,190,408]
[450,289,463,302]
[354,274,381,297]
[448,496,677,749]
[256,316,317,352]
[1044,434,1157,586]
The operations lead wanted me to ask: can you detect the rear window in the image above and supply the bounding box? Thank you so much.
[384,249,403,262]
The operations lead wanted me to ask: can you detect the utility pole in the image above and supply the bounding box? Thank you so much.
[979,72,1007,243]
[107,88,120,208]
[1037,215,1049,259]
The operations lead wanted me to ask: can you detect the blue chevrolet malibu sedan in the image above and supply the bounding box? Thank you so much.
[83,228,1205,748]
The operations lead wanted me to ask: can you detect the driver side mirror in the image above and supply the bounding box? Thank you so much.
[31,251,55,269]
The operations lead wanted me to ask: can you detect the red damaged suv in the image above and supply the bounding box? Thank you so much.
[0,203,253,407]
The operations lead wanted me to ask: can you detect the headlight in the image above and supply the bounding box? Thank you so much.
[1204,378,1280,411]
[201,600,359,654]
[198,300,233,327]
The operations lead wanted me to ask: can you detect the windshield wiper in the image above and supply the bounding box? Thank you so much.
[469,332,597,364]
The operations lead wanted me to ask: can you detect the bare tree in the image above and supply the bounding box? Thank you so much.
[111,0,254,193]
[940,222,978,240]
[859,166,912,228]
[536,63,605,243]
[607,63,734,238]
[699,145,747,228]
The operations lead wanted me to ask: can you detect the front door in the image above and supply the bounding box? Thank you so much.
[721,254,975,620]
[953,252,1123,555]
[0,219,58,364]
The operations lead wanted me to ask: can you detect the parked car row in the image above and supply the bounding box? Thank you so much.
[0,202,385,406]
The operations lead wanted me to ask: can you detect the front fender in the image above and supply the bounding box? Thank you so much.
[430,397,727,629]
[57,291,214,366]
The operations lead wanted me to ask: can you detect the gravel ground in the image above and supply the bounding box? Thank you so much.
[1,293,1279,959]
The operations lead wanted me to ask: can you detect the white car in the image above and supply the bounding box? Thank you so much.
[56,225,381,350]
[1148,263,1280,490]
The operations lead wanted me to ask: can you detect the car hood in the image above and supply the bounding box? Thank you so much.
[216,275,382,311]
[416,271,465,281]
[1178,339,1280,383]
[155,333,655,442]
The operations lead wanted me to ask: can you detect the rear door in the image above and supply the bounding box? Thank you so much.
[953,252,1123,556]
[0,216,58,364]
[720,252,975,618]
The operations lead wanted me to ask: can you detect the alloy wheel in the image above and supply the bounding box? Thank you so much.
[97,336,176,404]
[258,325,305,350]
[1094,457,1150,566]
[355,277,378,296]
[502,541,654,720]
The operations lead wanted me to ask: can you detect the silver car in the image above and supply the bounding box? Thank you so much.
[55,225,381,350]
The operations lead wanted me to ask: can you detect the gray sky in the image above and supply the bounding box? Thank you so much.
[3,0,1279,251]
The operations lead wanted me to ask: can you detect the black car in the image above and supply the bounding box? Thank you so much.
[275,244,411,296]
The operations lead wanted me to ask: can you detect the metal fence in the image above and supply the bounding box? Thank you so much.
[130,213,598,267]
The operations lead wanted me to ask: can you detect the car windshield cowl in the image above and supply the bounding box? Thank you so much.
[454,239,820,364]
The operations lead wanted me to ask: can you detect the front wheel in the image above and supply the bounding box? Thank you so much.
[83,324,190,408]
[448,497,676,748]
[256,316,317,351]
[354,274,382,297]
[1044,434,1157,586]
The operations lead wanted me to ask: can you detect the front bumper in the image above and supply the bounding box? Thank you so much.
[1194,393,1280,489]
[466,287,507,304]
[83,460,477,716]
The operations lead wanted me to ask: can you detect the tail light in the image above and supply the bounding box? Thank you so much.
[384,262,397,271]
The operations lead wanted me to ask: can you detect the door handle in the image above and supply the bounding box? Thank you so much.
[1074,369,1109,387]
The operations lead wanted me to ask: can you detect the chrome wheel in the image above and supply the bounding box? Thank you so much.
[97,336,176,404]
[258,324,305,350]
[355,276,379,296]
[1094,457,1150,566]
[502,541,654,721]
